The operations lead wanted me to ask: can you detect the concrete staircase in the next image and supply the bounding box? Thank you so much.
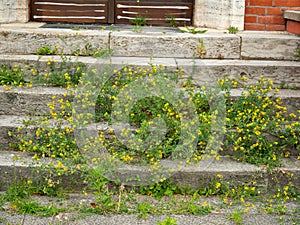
[0,23,299,191]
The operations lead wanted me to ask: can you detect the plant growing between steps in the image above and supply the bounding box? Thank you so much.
[165,15,178,27]
[179,25,207,34]
[295,48,300,61]
[72,42,112,58]
[1,61,299,219]
[12,64,300,169]
[157,217,178,225]
[130,15,147,33]
[228,26,239,34]
[36,45,59,55]
[0,65,26,86]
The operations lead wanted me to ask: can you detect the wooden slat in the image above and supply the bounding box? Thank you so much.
[115,0,193,3]
[34,5,106,11]
[33,5,106,11]
[31,0,108,23]
[115,1,193,26]
[34,17,107,23]
[30,0,194,26]
[34,10,106,17]
[33,0,105,3]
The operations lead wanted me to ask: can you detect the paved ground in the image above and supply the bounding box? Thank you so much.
[0,211,298,225]
[0,193,298,225]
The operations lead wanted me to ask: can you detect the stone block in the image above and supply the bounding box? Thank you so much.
[110,32,241,59]
[284,10,300,22]
[194,0,245,30]
[0,29,110,55]
[0,86,67,116]
[240,33,300,60]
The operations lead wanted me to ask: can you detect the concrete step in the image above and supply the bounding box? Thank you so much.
[0,86,67,116]
[1,85,299,117]
[1,109,299,154]
[0,151,299,192]
[0,55,300,88]
[0,25,299,60]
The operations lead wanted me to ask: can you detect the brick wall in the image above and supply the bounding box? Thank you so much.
[245,0,300,31]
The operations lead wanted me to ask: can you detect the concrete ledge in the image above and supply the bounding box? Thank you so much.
[0,28,110,55]
[0,151,299,191]
[0,55,300,88]
[240,33,300,61]
[110,31,241,59]
[284,10,300,22]
[0,86,67,116]
[0,26,299,60]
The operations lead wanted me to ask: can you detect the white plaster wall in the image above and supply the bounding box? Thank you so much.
[0,0,29,23]
[194,0,245,30]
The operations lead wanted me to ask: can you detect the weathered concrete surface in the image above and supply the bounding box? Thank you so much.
[194,0,245,30]
[284,10,300,22]
[240,33,300,61]
[110,31,241,59]
[0,208,298,225]
[0,0,28,23]
[0,28,110,55]
[1,55,300,88]
[180,59,300,88]
[0,86,67,116]
[0,151,299,192]
[1,26,299,60]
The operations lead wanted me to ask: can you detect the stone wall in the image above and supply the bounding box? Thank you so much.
[194,0,245,30]
[245,0,300,31]
[0,0,29,23]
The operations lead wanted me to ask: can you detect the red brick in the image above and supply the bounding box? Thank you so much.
[267,7,283,15]
[266,24,286,31]
[245,23,265,30]
[245,7,266,15]
[245,15,257,23]
[258,15,285,24]
[274,0,300,7]
[286,20,300,34]
[247,0,273,6]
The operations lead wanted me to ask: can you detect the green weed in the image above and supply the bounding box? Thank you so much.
[157,217,178,225]
[179,26,207,34]
[37,45,58,55]
[0,65,26,86]
[228,26,239,34]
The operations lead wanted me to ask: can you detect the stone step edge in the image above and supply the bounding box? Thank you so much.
[0,151,299,192]
[1,55,300,88]
[1,54,300,67]
[1,114,299,156]
[0,27,299,60]
[0,85,299,117]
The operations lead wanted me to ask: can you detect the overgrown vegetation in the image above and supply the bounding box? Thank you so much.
[1,57,299,167]
[0,50,299,221]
